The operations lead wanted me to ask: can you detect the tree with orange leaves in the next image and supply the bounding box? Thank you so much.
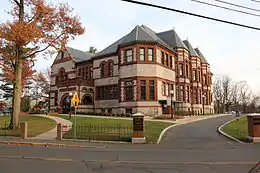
[0,0,84,129]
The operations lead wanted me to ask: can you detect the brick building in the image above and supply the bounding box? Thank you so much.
[50,25,214,116]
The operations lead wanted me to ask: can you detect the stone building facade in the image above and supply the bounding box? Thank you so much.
[50,25,214,116]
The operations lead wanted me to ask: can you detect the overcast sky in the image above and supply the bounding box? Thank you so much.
[1,0,260,93]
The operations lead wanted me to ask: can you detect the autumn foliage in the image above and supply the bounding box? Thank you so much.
[0,0,85,129]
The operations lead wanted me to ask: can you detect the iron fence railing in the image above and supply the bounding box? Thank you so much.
[63,124,132,142]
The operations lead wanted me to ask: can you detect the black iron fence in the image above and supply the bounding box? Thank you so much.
[63,124,132,142]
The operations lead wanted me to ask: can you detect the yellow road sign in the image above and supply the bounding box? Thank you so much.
[71,92,79,108]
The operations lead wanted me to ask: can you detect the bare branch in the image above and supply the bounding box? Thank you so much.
[13,0,21,7]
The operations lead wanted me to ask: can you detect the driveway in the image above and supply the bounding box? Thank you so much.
[160,115,240,149]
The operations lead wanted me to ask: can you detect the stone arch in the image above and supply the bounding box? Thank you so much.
[100,61,107,78]
[107,59,114,77]
[82,94,93,105]
[60,93,71,114]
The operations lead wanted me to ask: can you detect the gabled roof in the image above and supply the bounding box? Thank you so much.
[194,48,208,64]
[183,40,199,57]
[95,25,173,57]
[66,47,93,63]
[156,29,188,50]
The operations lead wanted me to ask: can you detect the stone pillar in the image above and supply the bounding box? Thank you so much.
[132,113,146,144]
[20,122,28,139]
[57,123,63,140]
[247,114,260,143]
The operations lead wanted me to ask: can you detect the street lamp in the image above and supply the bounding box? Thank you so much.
[170,90,174,119]
[69,92,73,119]
[202,94,206,115]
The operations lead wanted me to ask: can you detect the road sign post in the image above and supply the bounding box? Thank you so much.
[71,92,79,140]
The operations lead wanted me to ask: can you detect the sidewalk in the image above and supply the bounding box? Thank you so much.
[30,115,72,140]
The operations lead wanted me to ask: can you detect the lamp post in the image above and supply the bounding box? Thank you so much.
[202,94,206,115]
[69,92,73,119]
[170,90,174,119]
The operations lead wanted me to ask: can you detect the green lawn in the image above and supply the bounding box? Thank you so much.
[221,116,249,142]
[0,116,56,137]
[58,115,174,143]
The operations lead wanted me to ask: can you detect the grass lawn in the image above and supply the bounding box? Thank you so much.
[0,116,56,137]
[221,116,249,142]
[58,115,174,143]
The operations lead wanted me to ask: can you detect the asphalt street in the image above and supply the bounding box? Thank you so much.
[0,115,259,173]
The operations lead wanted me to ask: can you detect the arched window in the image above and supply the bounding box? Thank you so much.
[100,62,106,78]
[82,95,93,105]
[108,61,113,77]
[58,68,65,81]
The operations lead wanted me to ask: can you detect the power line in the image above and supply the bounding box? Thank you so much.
[211,0,260,12]
[252,0,260,3]
[121,0,260,31]
[191,0,260,18]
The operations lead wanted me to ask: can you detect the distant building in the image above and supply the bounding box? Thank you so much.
[50,25,214,115]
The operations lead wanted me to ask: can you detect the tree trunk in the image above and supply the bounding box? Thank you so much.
[11,0,24,129]
[12,58,23,129]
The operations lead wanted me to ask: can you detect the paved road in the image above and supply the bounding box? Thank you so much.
[0,115,259,173]
[160,114,239,149]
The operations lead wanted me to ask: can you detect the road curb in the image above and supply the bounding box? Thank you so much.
[157,114,230,144]
[217,117,247,144]
[0,141,106,149]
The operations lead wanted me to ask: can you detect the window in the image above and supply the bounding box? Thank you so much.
[90,67,93,79]
[108,61,113,77]
[186,61,189,77]
[148,48,153,61]
[108,108,112,113]
[161,51,165,65]
[203,75,207,85]
[193,70,197,81]
[179,64,184,76]
[180,86,184,101]
[170,56,173,68]
[100,63,106,78]
[97,85,118,100]
[125,81,133,101]
[125,49,133,63]
[140,80,146,100]
[85,67,89,79]
[78,68,81,78]
[109,85,118,99]
[166,54,169,66]
[82,68,85,79]
[82,95,93,105]
[187,86,190,103]
[198,69,201,82]
[149,80,155,100]
[193,89,198,104]
[163,82,166,96]
[99,86,105,99]
[54,92,58,106]
[126,108,133,114]
[139,48,145,61]
[167,83,170,96]
[170,84,174,91]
